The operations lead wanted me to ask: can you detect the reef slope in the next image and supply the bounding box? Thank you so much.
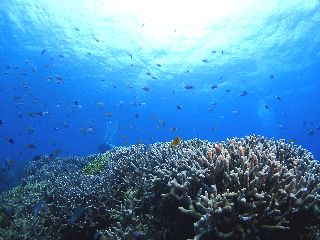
[0,136,319,240]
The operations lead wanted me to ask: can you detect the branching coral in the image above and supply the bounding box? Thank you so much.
[0,136,319,240]
[82,153,110,175]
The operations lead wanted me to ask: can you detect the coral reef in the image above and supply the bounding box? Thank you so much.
[82,153,110,175]
[0,136,319,240]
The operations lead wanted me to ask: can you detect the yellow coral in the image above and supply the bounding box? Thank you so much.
[83,153,110,175]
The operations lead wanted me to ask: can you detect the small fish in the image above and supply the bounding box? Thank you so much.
[184,85,194,90]
[176,105,182,110]
[0,120,3,126]
[307,129,314,135]
[7,138,14,144]
[26,143,37,149]
[202,59,208,63]
[288,139,296,143]
[33,155,41,161]
[134,113,139,118]
[74,27,80,31]
[28,112,48,117]
[276,95,281,100]
[58,54,64,58]
[185,69,190,73]
[40,49,46,55]
[170,127,178,132]
[96,101,104,109]
[93,37,100,42]
[68,207,85,224]
[50,148,62,157]
[269,74,274,79]
[239,91,248,96]
[158,120,166,127]
[81,127,96,135]
[225,89,231,92]
[264,104,269,109]
[142,87,150,91]
[171,136,181,146]
[211,85,218,89]
[232,110,239,115]
[105,112,114,117]
[212,50,216,53]
[156,63,161,67]
[146,71,152,76]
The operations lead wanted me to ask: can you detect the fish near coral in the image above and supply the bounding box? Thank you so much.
[215,144,222,155]
[171,136,181,146]
[207,149,214,161]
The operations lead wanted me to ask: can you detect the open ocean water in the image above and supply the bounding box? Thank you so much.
[0,1,319,239]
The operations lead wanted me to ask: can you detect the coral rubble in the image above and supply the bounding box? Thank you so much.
[0,136,319,240]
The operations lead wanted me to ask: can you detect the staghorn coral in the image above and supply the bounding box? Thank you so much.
[0,136,319,240]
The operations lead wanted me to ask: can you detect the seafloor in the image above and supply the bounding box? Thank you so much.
[0,136,319,240]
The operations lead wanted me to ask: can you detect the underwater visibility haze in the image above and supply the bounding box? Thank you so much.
[0,0,320,239]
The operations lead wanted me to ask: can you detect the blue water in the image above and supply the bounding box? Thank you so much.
[0,0,319,191]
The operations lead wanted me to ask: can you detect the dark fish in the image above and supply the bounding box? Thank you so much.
[98,143,115,153]
[225,89,231,92]
[202,59,208,63]
[211,85,218,89]
[276,96,281,100]
[269,74,274,79]
[0,120,3,125]
[212,50,216,53]
[33,200,45,217]
[184,85,194,90]
[146,71,152,76]
[134,113,139,118]
[74,27,80,31]
[93,37,100,42]
[73,100,79,106]
[68,207,85,224]
[156,63,161,67]
[33,155,41,161]
[239,91,247,96]
[26,143,36,149]
[264,104,269,109]
[50,148,62,157]
[142,87,150,91]
[40,49,46,55]
[176,105,182,110]
[8,138,14,144]
[58,54,64,58]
